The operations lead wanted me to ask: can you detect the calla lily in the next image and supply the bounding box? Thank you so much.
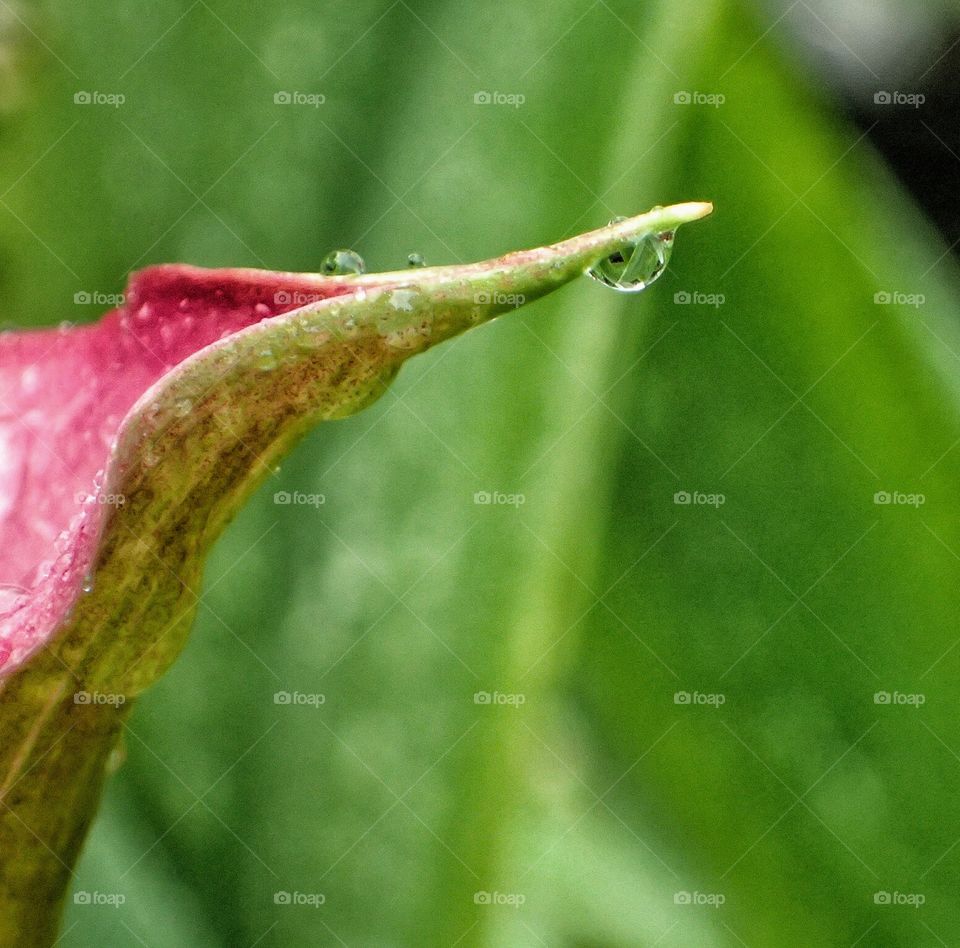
[0,202,712,943]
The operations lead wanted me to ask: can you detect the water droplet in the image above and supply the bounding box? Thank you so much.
[174,398,193,417]
[389,289,417,312]
[321,249,365,276]
[407,252,426,268]
[586,232,674,293]
[81,574,94,594]
[257,348,277,371]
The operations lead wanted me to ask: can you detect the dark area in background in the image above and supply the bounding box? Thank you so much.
[861,44,960,253]
[765,0,960,260]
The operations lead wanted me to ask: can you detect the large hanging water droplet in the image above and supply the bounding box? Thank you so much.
[321,249,365,276]
[586,231,674,293]
[407,252,426,268]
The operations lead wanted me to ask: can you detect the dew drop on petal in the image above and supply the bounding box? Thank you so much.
[321,249,365,276]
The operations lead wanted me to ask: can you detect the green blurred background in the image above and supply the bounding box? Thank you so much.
[4,0,960,944]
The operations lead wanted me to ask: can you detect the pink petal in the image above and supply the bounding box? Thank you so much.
[0,265,352,673]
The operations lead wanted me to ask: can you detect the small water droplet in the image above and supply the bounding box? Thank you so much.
[257,348,277,371]
[81,574,94,594]
[321,249,365,276]
[174,398,193,417]
[586,231,674,293]
[407,252,426,268]
[389,289,417,312]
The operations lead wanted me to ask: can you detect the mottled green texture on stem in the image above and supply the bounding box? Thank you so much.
[0,203,711,946]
